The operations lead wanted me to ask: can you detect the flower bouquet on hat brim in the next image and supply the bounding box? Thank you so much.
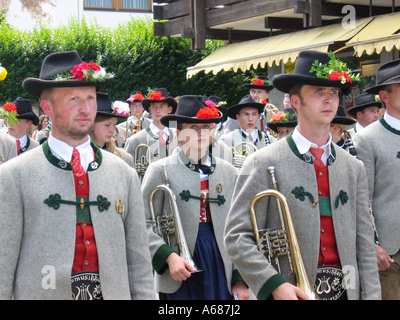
[310,52,360,84]
[0,103,19,126]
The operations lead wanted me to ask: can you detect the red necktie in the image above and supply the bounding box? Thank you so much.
[309,147,325,169]
[16,140,21,154]
[71,148,86,177]
[158,130,166,147]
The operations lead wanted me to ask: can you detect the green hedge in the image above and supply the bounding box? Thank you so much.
[0,17,263,107]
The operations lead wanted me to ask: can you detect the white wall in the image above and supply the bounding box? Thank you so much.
[5,0,152,31]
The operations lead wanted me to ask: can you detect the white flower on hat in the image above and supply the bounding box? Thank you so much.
[112,100,130,117]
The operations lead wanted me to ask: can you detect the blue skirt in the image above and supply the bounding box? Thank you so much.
[163,223,232,300]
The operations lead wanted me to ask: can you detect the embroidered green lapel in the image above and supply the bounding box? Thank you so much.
[42,140,102,172]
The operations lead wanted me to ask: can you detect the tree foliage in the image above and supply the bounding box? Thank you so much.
[0,17,263,106]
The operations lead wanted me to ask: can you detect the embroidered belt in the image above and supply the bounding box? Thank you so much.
[315,266,346,300]
[71,271,103,300]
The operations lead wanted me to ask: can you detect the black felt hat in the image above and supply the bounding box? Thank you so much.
[267,108,297,133]
[141,88,177,113]
[347,92,383,117]
[272,50,358,93]
[243,76,274,91]
[227,95,265,119]
[365,59,400,94]
[161,95,223,126]
[22,51,113,98]
[13,97,39,126]
[331,105,356,125]
[96,92,129,119]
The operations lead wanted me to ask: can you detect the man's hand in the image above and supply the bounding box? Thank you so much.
[166,253,197,281]
[272,282,312,300]
[375,244,394,271]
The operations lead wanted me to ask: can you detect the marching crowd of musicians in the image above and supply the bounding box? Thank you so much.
[0,48,397,300]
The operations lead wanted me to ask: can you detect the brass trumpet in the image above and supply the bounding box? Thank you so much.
[135,144,151,182]
[232,142,258,168]
[250,166,318,299]
[149,164,201,273]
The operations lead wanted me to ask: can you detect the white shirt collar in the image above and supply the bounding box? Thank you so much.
[240,128,258,141]
[149,122,169,137]
[355,122,364,133]
[384,112,400,131]
[47,133,94,172]
[292,127,333,165]
[11,134,28,148]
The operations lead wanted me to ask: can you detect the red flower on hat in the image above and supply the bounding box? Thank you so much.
[2,102,17,114]
[132,92,144,101]
[71,62,101,80]
[252,78,264,85]
[196,107,220,119]
[149,91,165,100]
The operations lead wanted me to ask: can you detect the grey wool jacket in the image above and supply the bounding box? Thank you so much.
[141,150,242,294]
[224,133,381,300]
[0,131,17,162]
[0,141,155,299]
[353,117,400,255]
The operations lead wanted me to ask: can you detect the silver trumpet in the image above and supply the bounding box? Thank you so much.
[149,164,202,273]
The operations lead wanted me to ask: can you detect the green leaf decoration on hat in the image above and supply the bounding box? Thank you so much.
[310,52,360,84]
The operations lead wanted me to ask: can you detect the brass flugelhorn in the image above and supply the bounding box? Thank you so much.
[135,144,151,182]
[250,166,318,299]
[232,142,258,168]
[149,164,202,273]
[126,115,141,140]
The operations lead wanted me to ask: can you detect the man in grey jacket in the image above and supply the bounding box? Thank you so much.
[224,50,381,300]
[353,59,400,299]
[0,51,155,299]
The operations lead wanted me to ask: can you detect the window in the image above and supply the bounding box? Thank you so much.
[84,0,152,11]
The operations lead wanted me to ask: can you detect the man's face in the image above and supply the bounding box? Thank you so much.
[380,84,400,117]
[148,102,172,123]
[356,106,380,127]
[8,119,32,139]
[291,85,340,126]
[236,107,260,131]
[41,86,97,145]
[249,88,269,102]
[129,101,144,118]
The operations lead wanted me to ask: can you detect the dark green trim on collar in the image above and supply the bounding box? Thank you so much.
[145,126,174,144]
[379,116,400,136]
[42,140,102,171]
[239,128,262,142]
[18,135,30,154]
[285,132,336,165]
[178,149,216,175]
